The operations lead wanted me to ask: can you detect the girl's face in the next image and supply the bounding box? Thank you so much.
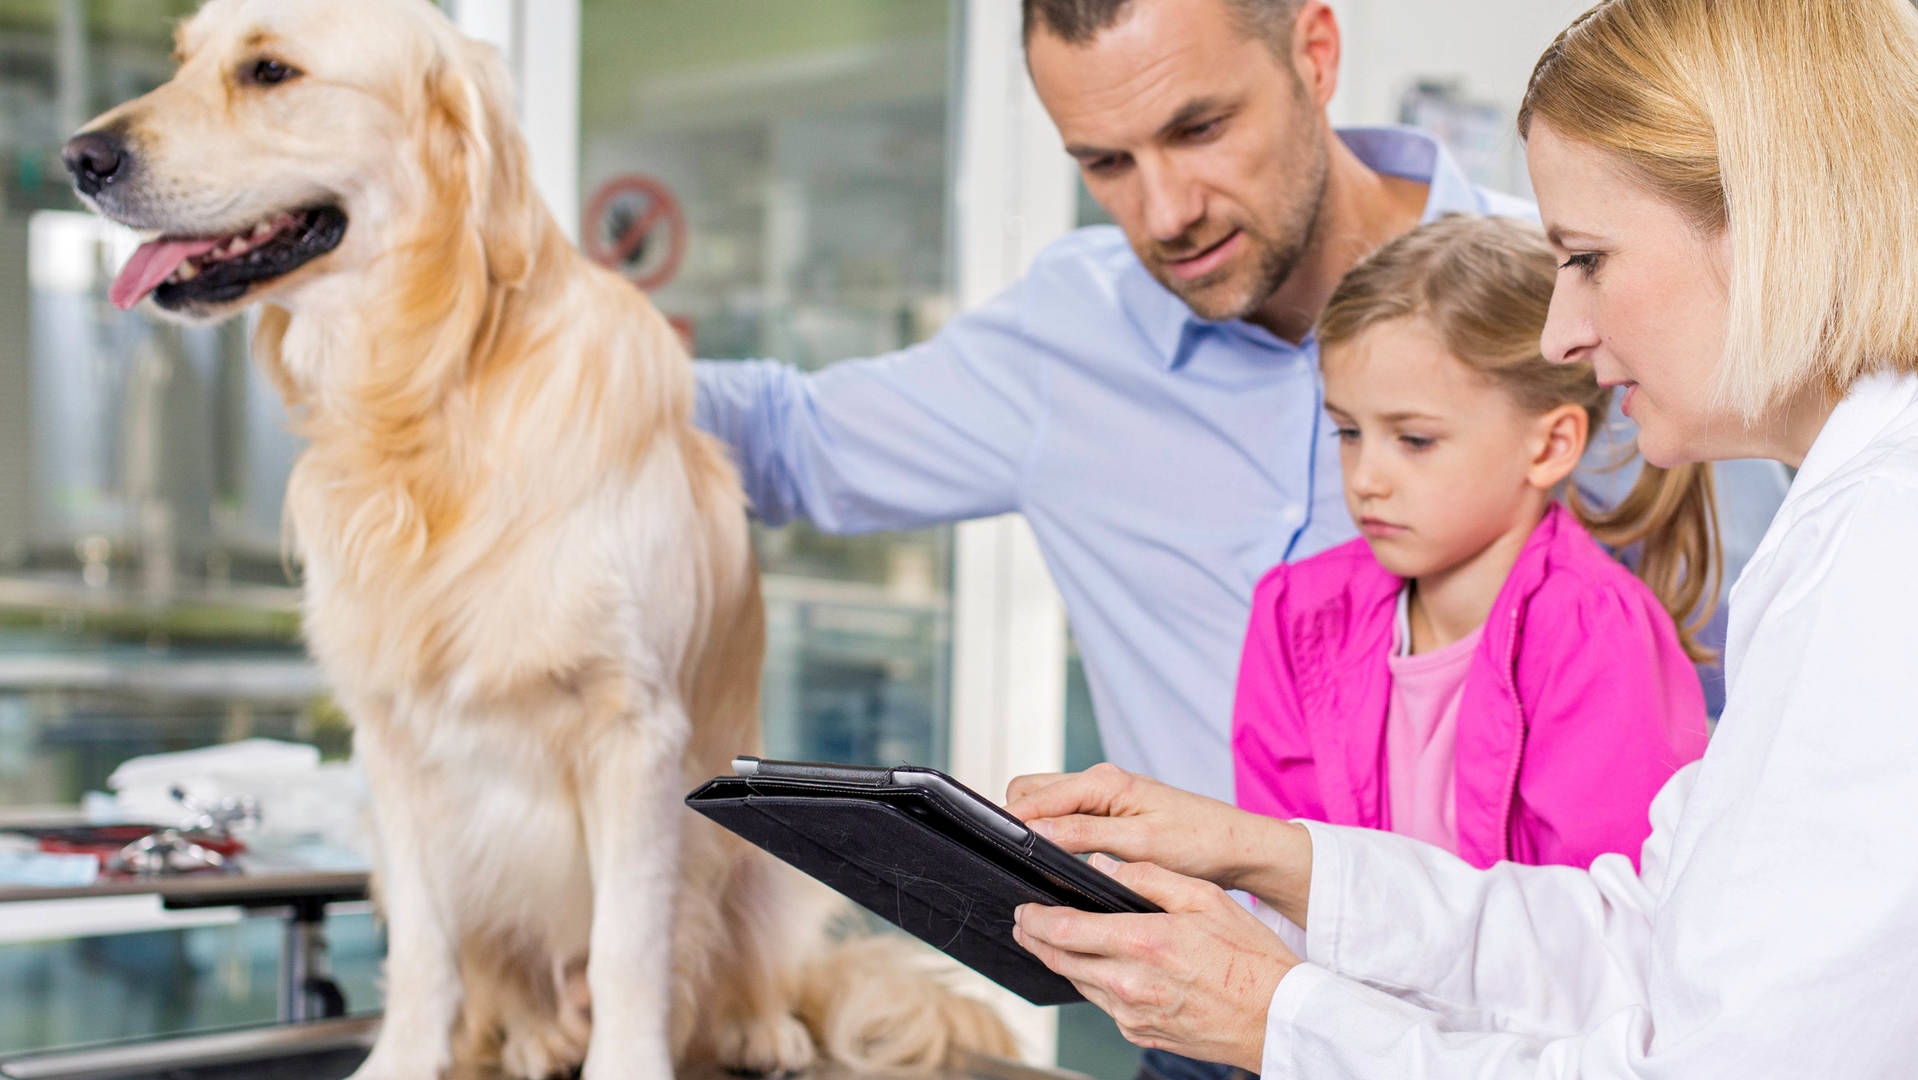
[1322,317,1571,581]
[1527,120,1745,467]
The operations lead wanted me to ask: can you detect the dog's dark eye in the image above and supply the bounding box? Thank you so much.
[247,59,300,86]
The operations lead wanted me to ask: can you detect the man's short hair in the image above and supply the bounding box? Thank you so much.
[1021,0,1304,54]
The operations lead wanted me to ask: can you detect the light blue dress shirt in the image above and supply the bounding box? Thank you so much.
[695,127,1783,801]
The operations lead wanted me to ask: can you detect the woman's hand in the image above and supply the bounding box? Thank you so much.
[1004,763,1313,924]
[1013,855,1300,1071]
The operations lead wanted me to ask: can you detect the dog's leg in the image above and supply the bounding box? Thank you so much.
[576,698,688,1080]
[349,715,464,1080]
[709,848,821,1074]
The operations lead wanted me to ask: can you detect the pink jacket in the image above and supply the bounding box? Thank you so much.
[1232,503,1709,870]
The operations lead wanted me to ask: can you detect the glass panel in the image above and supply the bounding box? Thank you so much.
[0,0,317,813]
[1057,1001,1141,1080]
[1062,635,1104,774]
[580,0,957,770]
[0,0,375,1056]
[0,913,385,1052]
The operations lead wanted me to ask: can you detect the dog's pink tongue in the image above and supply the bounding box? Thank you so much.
[109,237,222,311]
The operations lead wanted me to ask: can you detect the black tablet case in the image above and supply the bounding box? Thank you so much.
[685,764,1160,1005]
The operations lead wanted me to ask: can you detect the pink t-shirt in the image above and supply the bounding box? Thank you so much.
[1384,589,1484,854]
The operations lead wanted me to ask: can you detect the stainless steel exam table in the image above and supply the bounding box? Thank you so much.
[0,1017,1094,1080]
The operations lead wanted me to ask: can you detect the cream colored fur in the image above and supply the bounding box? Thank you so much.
[69,1,1015,1076]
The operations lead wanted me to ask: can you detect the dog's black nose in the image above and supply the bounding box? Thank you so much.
[63,131,129,197]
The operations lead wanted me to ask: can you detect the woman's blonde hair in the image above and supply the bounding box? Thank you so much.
[1319,215,1720,660]
[1518,0,1918,418]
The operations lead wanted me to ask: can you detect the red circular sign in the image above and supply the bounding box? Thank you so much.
[583,174,687,291]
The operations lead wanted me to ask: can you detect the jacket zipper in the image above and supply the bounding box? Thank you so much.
[1495,604,1526,860]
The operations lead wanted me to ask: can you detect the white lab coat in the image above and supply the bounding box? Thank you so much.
[1259,372,1918,1078]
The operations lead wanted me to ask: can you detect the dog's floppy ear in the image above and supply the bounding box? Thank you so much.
[345,38,542,445]
[421,39,539,288]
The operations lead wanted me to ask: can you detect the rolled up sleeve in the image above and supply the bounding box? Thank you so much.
[693,278,1051,533]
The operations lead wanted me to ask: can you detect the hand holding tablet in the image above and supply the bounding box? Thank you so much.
[686,757,1161,1005]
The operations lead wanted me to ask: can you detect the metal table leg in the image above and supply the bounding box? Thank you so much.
[281,898,347,1023]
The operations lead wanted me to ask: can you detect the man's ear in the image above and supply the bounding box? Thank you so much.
[1292,2,1340,110]
[1527,403,1589,491]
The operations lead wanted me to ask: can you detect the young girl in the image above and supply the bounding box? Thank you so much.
[1233,215,1714,870]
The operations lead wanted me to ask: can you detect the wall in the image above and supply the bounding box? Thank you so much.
[580,0,949,133]
[1327,0,1592,193]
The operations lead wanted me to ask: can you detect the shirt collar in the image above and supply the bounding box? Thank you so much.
[1124,126,1491,372]
[1791,371,1918,497]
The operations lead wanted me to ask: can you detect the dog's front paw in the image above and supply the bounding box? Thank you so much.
[713,1013,817,1078]
[500,1015,590,1080]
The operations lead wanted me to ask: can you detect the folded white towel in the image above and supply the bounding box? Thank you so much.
[99,739,370,868]
[107,738,320,793]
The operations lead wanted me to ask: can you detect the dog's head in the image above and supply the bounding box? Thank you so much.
[66,0,536,323]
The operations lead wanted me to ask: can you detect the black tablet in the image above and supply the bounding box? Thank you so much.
[685,757,1160,1005]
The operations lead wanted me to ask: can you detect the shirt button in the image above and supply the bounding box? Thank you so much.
[1280,504,1305,527]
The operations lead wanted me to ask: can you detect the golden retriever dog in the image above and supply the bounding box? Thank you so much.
[63,1,1014,1077]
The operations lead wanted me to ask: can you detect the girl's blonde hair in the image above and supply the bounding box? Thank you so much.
[1518,0,1918,418]
[1319,215,1720,660]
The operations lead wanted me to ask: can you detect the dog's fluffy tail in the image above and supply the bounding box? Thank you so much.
[797,933,1020,1073]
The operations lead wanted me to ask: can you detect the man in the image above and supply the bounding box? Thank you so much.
[696,3,1779,1076]
[701,0,1529,796]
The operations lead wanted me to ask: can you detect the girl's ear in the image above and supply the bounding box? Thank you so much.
[1527,403,1588,491]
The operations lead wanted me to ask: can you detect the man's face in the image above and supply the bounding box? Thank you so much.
[1029,0,1328,322]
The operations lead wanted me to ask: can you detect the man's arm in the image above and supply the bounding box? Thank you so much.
[694,278,1052,533]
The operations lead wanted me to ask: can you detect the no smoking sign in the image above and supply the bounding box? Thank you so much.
[584,174,687,292]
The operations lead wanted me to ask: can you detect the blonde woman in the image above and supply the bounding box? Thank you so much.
[1002,0,1918,1075]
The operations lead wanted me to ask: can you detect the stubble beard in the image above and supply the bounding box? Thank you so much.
[1154,136,1330,324]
